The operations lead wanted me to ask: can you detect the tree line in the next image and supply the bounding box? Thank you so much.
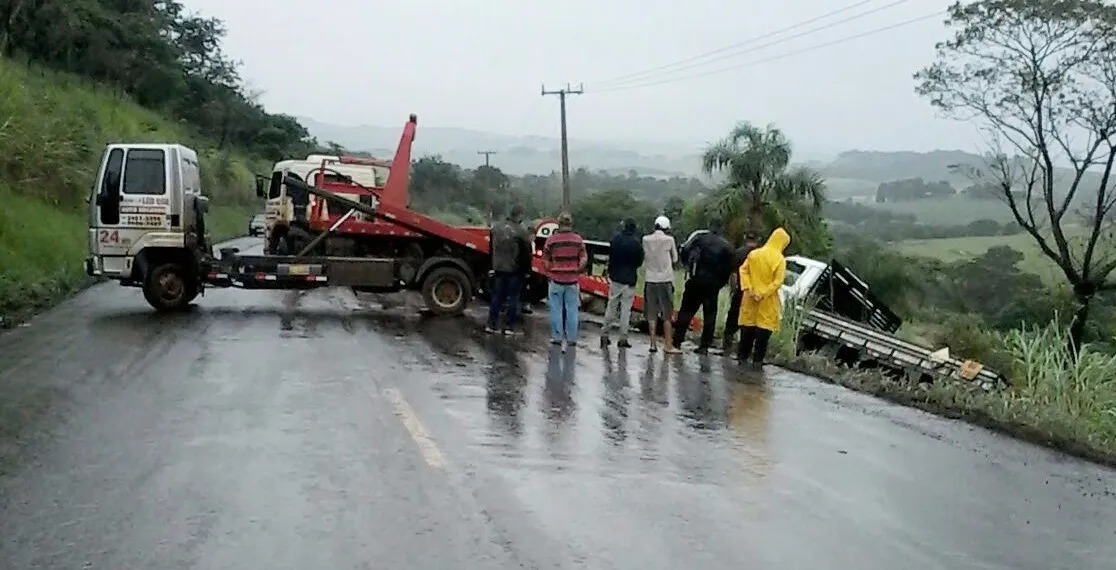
[825,200,1023,241]
[0,0,318,162]
[875,177,956,202]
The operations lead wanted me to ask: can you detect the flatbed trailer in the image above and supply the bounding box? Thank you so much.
[784,256,1006,388]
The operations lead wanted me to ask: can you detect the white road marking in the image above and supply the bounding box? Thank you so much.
[384,387,446,470]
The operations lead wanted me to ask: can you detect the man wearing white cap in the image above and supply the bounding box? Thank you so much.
[641,215,682,354]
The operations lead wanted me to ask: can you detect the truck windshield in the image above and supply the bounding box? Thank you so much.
[122,149,166,195]
[785,260,807,286]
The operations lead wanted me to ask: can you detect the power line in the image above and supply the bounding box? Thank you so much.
[541,83,584,209]
[590,10,945,94]
[477,150,497,167]
[587,0,912,89]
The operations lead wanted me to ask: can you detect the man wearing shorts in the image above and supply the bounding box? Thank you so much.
[642,215,681,354]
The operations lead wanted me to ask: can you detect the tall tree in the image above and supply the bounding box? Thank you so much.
[700,121,827,241]
[914,0,1116,353]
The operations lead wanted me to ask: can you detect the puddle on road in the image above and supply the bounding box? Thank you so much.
[376,308,780,487]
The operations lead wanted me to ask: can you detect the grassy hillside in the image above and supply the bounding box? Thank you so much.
[0,58,262,325]
[869,196,1020,225]
[892,225,1099,285]
[895,233,1063,282]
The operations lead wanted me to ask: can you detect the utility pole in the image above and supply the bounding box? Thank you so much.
[477,150,497,167]
[541,83,583,210]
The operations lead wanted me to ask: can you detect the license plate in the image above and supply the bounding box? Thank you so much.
[287,264,310,275]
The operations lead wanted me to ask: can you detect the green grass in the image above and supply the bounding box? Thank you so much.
[892,227,1101,285]
[895,233,1062,282]
[0,57,265,326]
[0,185,88,322]
[869,196,1020,224]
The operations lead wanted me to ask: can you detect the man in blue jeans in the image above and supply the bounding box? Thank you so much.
[541,212,588,351]
[486,204,533,334]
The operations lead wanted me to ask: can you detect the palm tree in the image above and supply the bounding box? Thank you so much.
[701,121,827,238]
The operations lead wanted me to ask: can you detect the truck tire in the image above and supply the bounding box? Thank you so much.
[143,262,194,313]
[421,266,472,316]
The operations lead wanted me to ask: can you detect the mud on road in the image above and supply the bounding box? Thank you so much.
[1,237,1115,569]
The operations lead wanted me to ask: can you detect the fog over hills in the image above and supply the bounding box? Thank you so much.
[297,117,844,178]
[300,117,1105,203]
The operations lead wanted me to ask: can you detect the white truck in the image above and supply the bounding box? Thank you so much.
[679,230,1003,387]
[777,254,1004,388]
[83,126,488,316]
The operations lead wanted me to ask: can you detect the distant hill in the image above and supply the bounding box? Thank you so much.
[299,118,1109,204]
[297,117,706,178]
[819,150,983,186]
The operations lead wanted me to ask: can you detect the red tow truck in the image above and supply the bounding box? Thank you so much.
[85,113,699,331]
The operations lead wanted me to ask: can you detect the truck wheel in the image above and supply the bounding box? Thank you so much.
[421,266,471,316]
[143,263,194,312]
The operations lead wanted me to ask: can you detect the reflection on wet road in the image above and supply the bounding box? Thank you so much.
[1,237,1115,569]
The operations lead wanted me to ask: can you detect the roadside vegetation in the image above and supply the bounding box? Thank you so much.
[0,1,326,326]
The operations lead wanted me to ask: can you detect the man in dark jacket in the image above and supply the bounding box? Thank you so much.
[486,204,533,334]
[600,218,644,348]
[672,221,734,353]
[721,232,762,353]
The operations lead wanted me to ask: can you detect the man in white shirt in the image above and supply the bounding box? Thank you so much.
[641,215,682,354]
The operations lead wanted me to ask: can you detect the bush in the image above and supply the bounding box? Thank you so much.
[769,295,817,361]
[994,321,1116,450]
[0,58,258,326]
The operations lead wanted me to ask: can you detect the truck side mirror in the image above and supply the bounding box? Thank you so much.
[255,178,266,198]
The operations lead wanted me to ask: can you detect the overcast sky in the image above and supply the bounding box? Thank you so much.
[184,0,983,156]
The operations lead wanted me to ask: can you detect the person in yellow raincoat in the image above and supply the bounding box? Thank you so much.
[735,227,790,367]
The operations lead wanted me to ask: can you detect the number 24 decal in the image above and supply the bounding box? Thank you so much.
[98,230,120,244]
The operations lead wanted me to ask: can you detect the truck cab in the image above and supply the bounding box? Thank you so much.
[257,155,388,254]
[86,143,210,309]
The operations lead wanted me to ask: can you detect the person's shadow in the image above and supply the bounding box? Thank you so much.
[542,344,577,425]
[600,348,631,443]
[480,336,528,439]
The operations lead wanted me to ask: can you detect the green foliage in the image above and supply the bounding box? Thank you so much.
[827,198,1023,241]
[769,295,817,361]
[870,195,1026,225]
[569,189,658,241]
[875,177,955,203]
[570,168,707,203]
[404,155,705,226]
[0,0,312,325]
[0,184,86,323]
[914,0,1116,351]
[994,320,1116,451]
[701,121,827,240]
[0,0,318,162]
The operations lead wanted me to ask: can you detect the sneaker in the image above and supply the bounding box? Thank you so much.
[502,329,517,336]
[521,304,534,315]
[649,345,658,353]
[617,339,632,348]
[484,326,498,334]
[550,338,563,345]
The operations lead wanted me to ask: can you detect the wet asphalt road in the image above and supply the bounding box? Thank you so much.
[1,237,1115,569]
